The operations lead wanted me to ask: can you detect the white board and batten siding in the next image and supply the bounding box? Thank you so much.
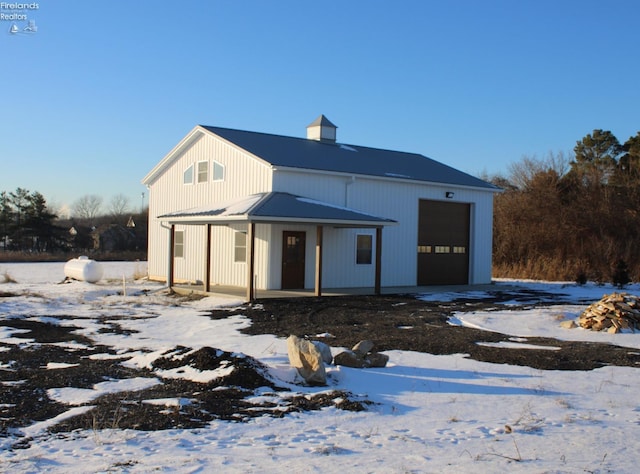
[144,123,497,290]
[145,129,272,282]
[272,169,494,286]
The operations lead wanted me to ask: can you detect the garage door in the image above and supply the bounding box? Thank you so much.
[417,200,470,285]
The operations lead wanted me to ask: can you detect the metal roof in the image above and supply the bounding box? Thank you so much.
[158,192,396,227]
[201,125,499,190]
[307,114,337,129]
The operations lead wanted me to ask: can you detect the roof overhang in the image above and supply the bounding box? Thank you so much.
[269,165,503,193]
[157,192,397,228]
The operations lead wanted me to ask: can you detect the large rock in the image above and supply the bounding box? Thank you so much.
[333,350,366,368]
[312,340,333,365]
[365,352,389,368]
[352,340,375,355]
[334,340,389,369]
[287,335,326,385]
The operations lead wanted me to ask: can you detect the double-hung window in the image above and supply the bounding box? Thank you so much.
[234,231,247,263]
[197,161,208,183]
[174,230,185,258]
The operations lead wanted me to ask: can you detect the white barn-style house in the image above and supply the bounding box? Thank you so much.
[142,116,500,300]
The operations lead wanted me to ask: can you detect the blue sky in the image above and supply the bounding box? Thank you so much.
[2,0,639,214]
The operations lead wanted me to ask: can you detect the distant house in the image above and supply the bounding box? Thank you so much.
[142,116,500,299]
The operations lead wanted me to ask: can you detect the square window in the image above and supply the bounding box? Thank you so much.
[234,231,246,263]
[356,234,372,264]
[197,161,208,183]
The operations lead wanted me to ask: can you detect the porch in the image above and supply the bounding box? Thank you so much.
[171,282,503,301]
[159,192,397,301]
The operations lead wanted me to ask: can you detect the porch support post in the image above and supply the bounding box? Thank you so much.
[246,222,256,301]
[315,225,323,297]
[374,226,382,295]
[168,224,175,288]
[205,224,212,293]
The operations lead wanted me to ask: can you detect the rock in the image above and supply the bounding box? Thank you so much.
[334,349,389,368]
[365,352,389,368]
[286,335,326,385]
[560,320,577,329]
[333,350,366,368]
[352,340,374,355]
[312,340,333,365]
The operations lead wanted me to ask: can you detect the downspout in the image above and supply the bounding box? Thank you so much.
[345,175,356,207]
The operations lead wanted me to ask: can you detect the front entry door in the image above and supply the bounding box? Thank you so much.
[282,231,306,289]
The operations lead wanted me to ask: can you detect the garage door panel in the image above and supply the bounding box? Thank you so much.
[417,200,470,285]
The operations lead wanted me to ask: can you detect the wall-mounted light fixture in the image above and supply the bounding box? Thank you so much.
[445,192,455,199]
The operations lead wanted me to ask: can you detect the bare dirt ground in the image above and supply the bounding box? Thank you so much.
[3,288,640,445]
[227,292,640,371]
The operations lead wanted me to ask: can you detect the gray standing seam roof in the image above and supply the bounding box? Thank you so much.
[158,192,396,226]
[307,114,338,129]
[201,125,498,190]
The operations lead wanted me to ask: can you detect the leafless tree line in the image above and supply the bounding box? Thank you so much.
[490,129,640,283]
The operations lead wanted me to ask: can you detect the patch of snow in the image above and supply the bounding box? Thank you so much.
[45,362,80,369]
[47,377,161,405]
[3,262,640,473]
[142,398,192,407]
[339,144,358,152]
[154,362,235,383]
[476,341,561,350]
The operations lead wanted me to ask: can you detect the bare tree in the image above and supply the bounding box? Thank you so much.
[72,194,103,222]
[108,193,130,219]
[507,151,570,190]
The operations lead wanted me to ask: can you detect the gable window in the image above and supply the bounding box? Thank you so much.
[197,161,208,183]
[174,230,185,258]
[213,161,225,181]
[183,165,193,185]
[356,234,372,264]
[234,231,246,263]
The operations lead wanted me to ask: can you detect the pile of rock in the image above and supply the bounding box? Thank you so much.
[286,335,388,386]
[577,293,640,333]
[333,340,389,369]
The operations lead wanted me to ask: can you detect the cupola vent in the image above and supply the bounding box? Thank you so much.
[306,114,337,143]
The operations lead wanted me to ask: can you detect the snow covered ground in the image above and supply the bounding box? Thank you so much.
[2,261,640,473]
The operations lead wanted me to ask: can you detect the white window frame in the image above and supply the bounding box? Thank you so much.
[183,165,194,185]
[174,230,185,258]
[197,161,208,183]
[213,161,225,182]
[234,231,247,263]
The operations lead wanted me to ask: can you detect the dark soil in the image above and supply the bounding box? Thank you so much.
[3,287,640,445]
[0,317,368,446]
[213,291,640,371]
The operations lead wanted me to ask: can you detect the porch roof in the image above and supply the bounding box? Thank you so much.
[157,192,397,227]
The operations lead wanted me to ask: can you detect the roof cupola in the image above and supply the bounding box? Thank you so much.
[306,114,337,143]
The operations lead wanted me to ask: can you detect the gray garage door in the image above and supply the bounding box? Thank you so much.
[417,200,470,285]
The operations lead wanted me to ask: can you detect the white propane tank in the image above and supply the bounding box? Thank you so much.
[64,256,104,283]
